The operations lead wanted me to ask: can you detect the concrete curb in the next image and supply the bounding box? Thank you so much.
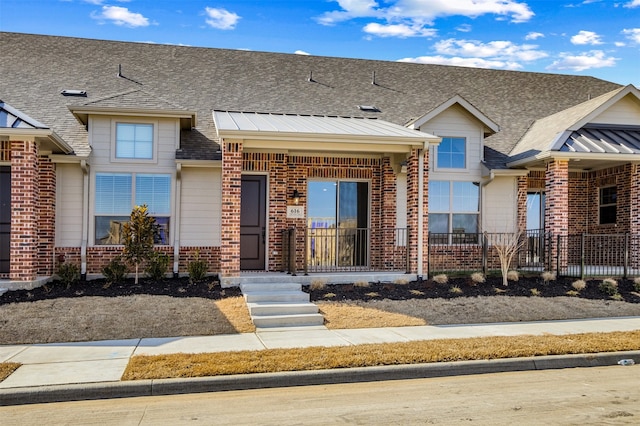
[1,350,638,406]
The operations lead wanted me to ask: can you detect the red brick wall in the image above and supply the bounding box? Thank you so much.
[220,140,243,277]
[37,155,56,276]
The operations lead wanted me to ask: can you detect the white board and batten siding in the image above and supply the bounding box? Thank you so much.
[590,94,640,126]
[483,176,518,233]
[55,163,84,246]
[180,167,222,246]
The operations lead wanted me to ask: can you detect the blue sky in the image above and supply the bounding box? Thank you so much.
[2,0,639,85]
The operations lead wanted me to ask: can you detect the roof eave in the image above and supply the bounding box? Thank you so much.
[68,106,197,129]
[2,127,74,154]
[507,151,640,168]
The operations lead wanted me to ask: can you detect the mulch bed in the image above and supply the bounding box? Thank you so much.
[0,276,238,305]
[306,276,640,303]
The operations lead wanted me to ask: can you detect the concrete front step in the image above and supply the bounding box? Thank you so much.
[247,302,319,316]
[243,291,310,303]
[240,282,302,293]
[251,313,325,328]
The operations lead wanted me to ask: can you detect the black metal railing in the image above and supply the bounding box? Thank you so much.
[557,233,640,278]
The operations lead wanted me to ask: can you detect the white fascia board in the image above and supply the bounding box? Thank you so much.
[569,84,640,131]
[3,128,74,153]
[175,159,222,168]
[69,106,197,127]
[507,151,640,168]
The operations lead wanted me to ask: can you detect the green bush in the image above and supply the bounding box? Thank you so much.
[57,262,80,289]
[598,278,618,296]
[145,251,170,281]
[187,251,208,284]
[102,255,128,286]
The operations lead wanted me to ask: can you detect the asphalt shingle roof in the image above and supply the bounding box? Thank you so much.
[0,32,622,166]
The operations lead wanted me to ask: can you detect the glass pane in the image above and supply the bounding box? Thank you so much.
[429,213,449,233]
[95,173,131,215]
[600,205,616,224]
[600,186,617,205]
[154,217,170,244]
[437,137,466,168]
[307,181,336,229]
[527,193,541,230]
[452,214,478,233]
[338,181,368,267]
[428,181,450,211]
[95,216,129,245]
[452,181,479,212]
[136,174,171,214]
[116,123,153,159]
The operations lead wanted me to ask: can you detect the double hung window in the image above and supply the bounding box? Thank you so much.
[599,186,617,225]
[95,173,171,245]
[429,180,479,243]
[115,123,154,160]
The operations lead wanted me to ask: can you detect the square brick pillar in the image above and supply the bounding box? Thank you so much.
[517,175,528,233]
[9,140,39,281]
[406,149,429,275]
[220,140,243,278]
[630,163,640,269]
[380,156,397,270]
[544,159,569,274]
[37,155,56,276]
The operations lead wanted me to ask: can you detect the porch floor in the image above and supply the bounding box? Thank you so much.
[222,271,417,288]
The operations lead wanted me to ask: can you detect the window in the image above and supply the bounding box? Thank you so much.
[115,123,153,159]
[95,172,171,245]
[437,137,466,169]
[428,181,479,243]
[599,186,617,225]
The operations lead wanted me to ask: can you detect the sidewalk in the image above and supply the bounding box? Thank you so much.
[1,317,640,405]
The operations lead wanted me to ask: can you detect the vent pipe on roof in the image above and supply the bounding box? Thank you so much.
[372,71,377,85]
[308,71,315,82]
[116,64,143,85]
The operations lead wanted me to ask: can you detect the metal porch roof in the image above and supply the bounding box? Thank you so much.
[213,111,434,141]
[559,126,640,154]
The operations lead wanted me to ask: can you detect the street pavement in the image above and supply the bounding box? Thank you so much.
[1,317,639,405]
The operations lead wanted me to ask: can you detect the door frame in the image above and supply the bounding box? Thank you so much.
[240,173,269,270]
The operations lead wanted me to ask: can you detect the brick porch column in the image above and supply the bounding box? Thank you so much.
[380,156,396,270]
[10,140,39,281]
[630,163,640,269]
[544,159,569,274]
[406,149,429,275]
[220,140,243,278]
[516,175,527,233]
[38,155,56,276]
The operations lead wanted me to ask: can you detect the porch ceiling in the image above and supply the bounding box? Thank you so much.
[213,110,439,149]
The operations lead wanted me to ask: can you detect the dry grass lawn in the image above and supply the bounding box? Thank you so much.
[0,363,20,382]
[0,296,254,345]
[318,296,640,329]
[122,330,640,380]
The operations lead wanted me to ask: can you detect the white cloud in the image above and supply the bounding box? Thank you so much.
[622,28,640,43]
[570,30,603,45]
[398,55,523,70]
[525,32,544,40]
[317,0,534,38]
[624,0,640,8]
[456,24,472,33]
[615,41,626,47]
[204,7,240,30]
[547,50,618,71]
[91,5,149,27]
[434,39,548,62]
[363,22,437,38]
[295,50,310,55]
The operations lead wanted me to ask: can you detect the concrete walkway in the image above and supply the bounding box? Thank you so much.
[1,317,639,405]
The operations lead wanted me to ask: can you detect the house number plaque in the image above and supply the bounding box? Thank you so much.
[287,205,305,219]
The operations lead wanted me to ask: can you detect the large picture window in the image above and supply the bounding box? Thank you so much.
[599,186,617,225]
[428,180,479,243]
[115,123,153,159]
[95,172,171,245]
[437,137,466,169]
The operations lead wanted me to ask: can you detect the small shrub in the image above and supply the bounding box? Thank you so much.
[57,262,80,289]
[354,281,370,288]
[633,277,640,292]
[102,255,128,287]
[323,292,336,299]
[432,274,448,285]
[187,251,208,284]
[365,292,380,298]
[470,272,485,285]
[145,251,170,281]
[530,288,541,297]
[410,289,424,296]
[541,271,556,283]
[494,287,507,294]
[449,286,463,295]
[507,270,519,282]
[566,290,579,297]
[572,280,587,292]
[309,280,327,291]
[393,278,409,285]
[599,278,618,296]
[611,293,624,301]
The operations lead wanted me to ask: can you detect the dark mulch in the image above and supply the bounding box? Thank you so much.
[0,276,240,305]
[305,276,640,303]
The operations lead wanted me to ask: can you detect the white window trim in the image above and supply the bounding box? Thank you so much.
[434,136,468,172]
[90,170,174,247]
[110,119,159,164]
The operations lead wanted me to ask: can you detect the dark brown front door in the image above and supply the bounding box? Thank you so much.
[0,167,10,275]
[240,175,266,270]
